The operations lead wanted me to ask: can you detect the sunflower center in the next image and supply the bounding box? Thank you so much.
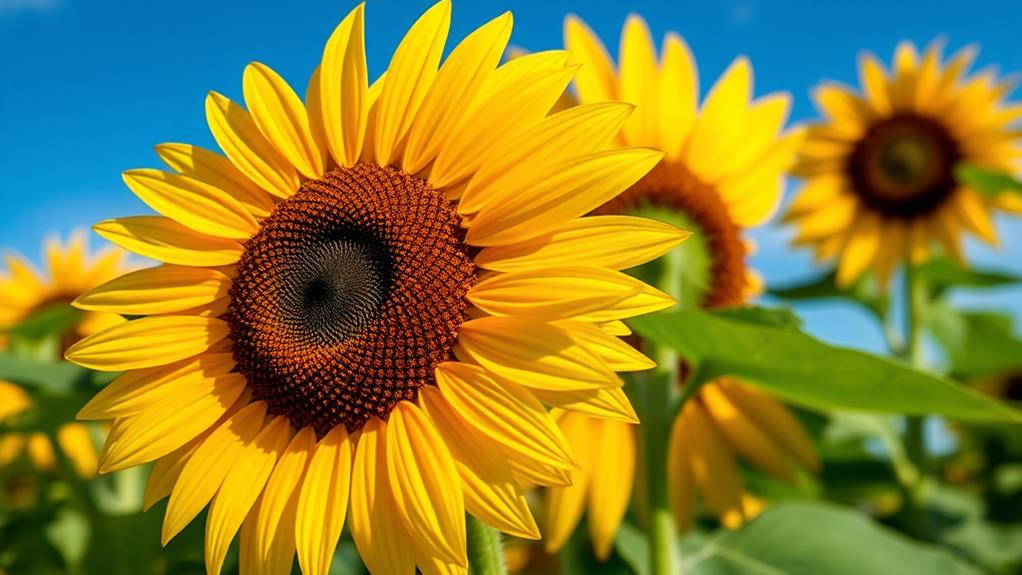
[597,160,748,308]
[228,163,476,436]
[847,114,960,218]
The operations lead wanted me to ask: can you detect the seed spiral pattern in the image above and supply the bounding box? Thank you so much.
[228,163,476,435]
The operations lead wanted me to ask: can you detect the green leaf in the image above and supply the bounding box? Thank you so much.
[928,307,1022,379]
[614,522,649,575]
[769,270,888,319]
[683,502,980,575]
[630,309,1022,422]
[955,164,1022,200]
[917,258,1021,297]
[7,303,82,342]
[0,353,89,392]
[712,306,803,330]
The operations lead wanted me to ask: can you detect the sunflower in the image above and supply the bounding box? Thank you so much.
[542,14,818,555]
[63,3,685,574]
[787,41,1022,287]
[0,232,127,478]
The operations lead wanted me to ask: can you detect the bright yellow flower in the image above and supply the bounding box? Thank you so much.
[64,3,686,574]
[787,41,1022,287]
[543,14,817,556]
[0,232,126,478]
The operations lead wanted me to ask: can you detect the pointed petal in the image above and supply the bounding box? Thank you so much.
[373,0,451,165]
[543,411,598,553]
[319,3,368,167]
[563,16,617,104]
[685,57,752,180]
[206,91,299,199]
[530,386,638,424]
[243,62,325,178]
[162,401,267,544]
[156,143,274,219]
[456,317,621,391]
[618,14,660,147]
[74,265,230,315]
[65,315,230,371]
[587,420,634,560]
[295,425,353,575]
[386,401,466,565]
[475,215,689,272]
[93,217,243,267]
[659,32,698,158]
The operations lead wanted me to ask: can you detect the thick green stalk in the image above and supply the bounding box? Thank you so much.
[643,246,683,575]
[466,515,506,575]
[897,264,932,540]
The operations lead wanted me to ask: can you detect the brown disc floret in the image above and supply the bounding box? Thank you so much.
[228,163,476,436]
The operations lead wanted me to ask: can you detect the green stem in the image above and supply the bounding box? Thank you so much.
[466,515,506,575]
[897,264,931,540]
[642,246,683,575]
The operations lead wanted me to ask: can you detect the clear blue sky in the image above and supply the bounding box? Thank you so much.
[2,0,1020,354]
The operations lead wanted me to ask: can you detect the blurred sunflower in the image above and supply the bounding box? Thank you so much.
[64,2,685,574]
[0,232,128,478]
[787,41,1022,286]
[542,14,818,557]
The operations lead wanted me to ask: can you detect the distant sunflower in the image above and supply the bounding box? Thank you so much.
[543,14,817,555]
[0,232,127,478]
[788,41,1022,286]
[64,2,684,574]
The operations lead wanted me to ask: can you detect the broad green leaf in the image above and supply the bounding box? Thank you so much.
[630,309,1022,422]
[614,522,650,575]
[0,353,89,392]
[683,502,980,575]
[769,270,888,320]
[7,303,81,342]
[955,164,1022,200]
[713,305,803,330]
[928,307,1022,379]
[917,258,1021,298]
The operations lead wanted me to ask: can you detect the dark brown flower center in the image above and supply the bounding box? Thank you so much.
[596,160,748,309]
[847,113,961,218]
[228,163,476,436]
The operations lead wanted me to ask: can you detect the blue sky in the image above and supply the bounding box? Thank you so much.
[1,0,1020,354]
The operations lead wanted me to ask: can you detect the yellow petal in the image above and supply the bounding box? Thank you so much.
[57,423,98,478]
[718,379,819,471]
[468,267,662,320]
[121,169,258,240]
[386,400,466,565]
[588,420,634,560]
[144,436,204,511]
[667,411,696,533]
[543,411,598,553]
[239,426,316,575]
[66,315,230,371]
[459,102,634,215]
[349,419,417,574]
[618,14,660,148]
[555,320,655,372]
[714,93,792,179]
[683,402,745,528]
[243,62,325,179]
[162,401,267,544]
[419,387,539,539]
[97,373,246,472]
[685,57,751,180]
[475,215,689,273]
[78,352,235,420]
[436,362,575,472]
[373,0,451,165]
[530,386,638,424]
[93,217,243,267]
[74,265,229,315]
[295,424,353,575]
[206,416,291,575]
[563,16,617,104]
[836,211,881,287]
[27,433,55,470]
[403,11,512,173]
[456,317,621,391]
[0,435,25,467]
[155,143,274,219]
[700,383,795,481]
[953,188,998,244]
[659,32,698,159]
[466,148,663,246]
[430,65,577,189]
[858,53,891,116]
[205,91,299,199]
[318,4,368,167]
